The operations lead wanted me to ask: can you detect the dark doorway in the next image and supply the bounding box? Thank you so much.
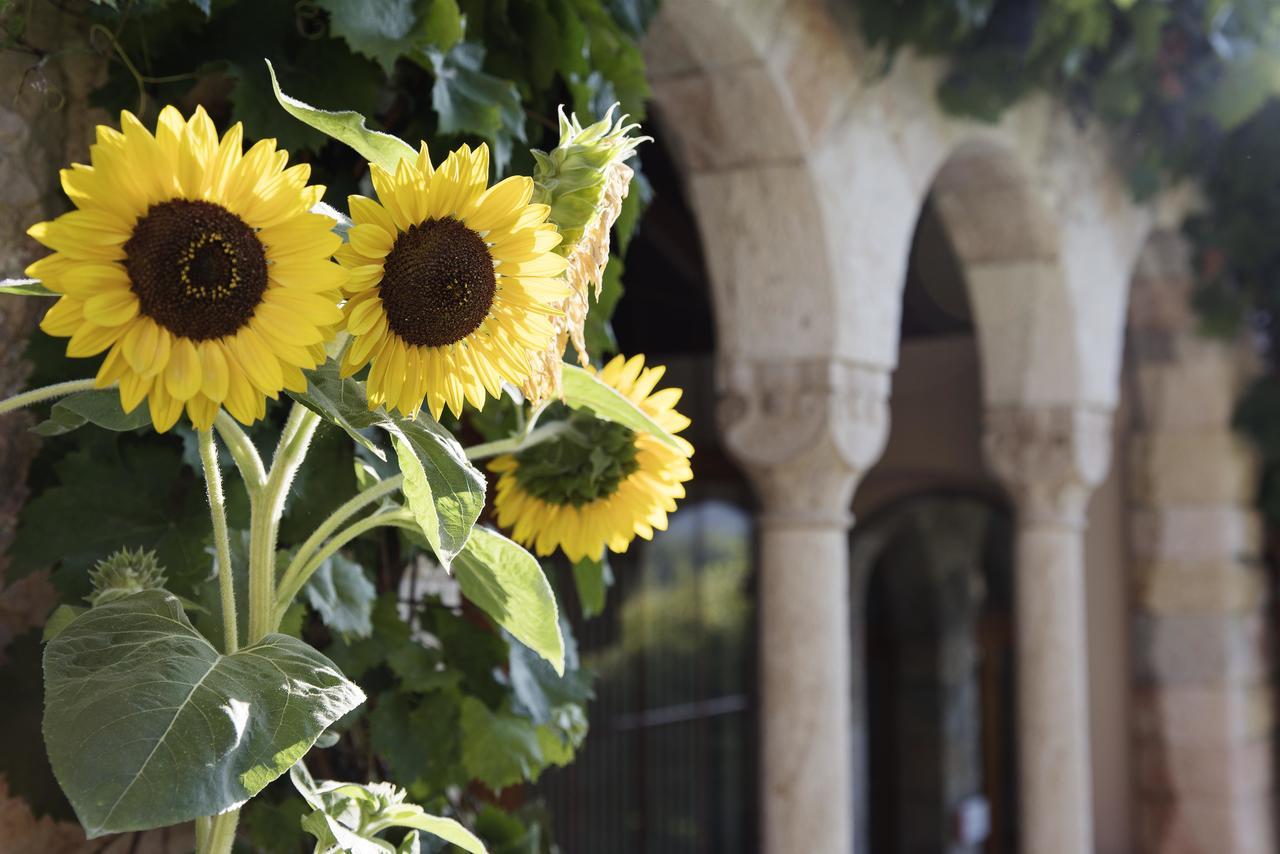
[854,495,1017,854]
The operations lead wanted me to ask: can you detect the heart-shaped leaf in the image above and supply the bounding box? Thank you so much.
[453,527,563,674]
[43,591,365,837]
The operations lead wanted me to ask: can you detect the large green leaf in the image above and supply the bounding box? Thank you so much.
[43,591,365,837]
[289,360,386,459]
[453,527,563,674]
[267,60,416,172]
[291,361,485,567]
[32,389,149,436]
[560,363,681,449]
[0,277,56,296]
[389,416,485,568]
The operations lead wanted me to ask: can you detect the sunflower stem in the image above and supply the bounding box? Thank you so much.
[465,420,573,461]
[277,474,404,605]
[198,429,239,654]
[213,410,266,496]
[247,403,321,641]
[197,808,239,854]
[0,378,99,416]
[274,509,415,616]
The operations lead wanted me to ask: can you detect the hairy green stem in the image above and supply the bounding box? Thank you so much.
[0,377,98,415]
[248,404,321,641]
[199,808,239,854]
[198,429,239,654]
[274,509,415,615]
[464,419,572,461]
[277,474,404,603]
[213,410,266,496]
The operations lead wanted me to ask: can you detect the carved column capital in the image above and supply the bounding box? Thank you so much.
[717,358,891,528]
[983,405,1113,528]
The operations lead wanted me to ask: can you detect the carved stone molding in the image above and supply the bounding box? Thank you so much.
[983,405,1114,528]
[717,358,891,528]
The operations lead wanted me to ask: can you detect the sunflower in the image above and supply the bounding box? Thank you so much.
[334,142,570,421]
[490,354,694,563]
[27,106,347,431]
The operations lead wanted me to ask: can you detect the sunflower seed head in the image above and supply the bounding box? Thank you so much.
[87,547,168,606]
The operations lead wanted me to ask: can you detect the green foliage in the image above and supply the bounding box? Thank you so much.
[561,362,681,448]
[31,389,151,436]
[10,432,211,597]
[304,553,377,638]
[1,0,659,846]
[0,277,56,296]
[453,526,565,674]
[43,591,364,837]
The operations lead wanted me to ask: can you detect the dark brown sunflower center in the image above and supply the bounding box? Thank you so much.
[124,199,268,341]
[378,217,496,348]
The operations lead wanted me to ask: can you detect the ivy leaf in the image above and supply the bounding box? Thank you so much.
[318,0,416,74]
[0,277,56,296]
[10,437,210,597]
[506,621,592,727]
[453,527,563,674]
[304,553,376,638]
[369,691,462,790]
[267,59,416,172]
[414,0,463,52]
[43,591,364,837]
[561,363,682,449]
[423,42,526,174]
[31,389,149,436]
[458,697,544,792]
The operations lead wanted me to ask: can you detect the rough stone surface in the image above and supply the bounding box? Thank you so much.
[1125,232,1273,854]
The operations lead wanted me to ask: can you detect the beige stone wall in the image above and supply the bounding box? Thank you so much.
[1125,233,1274,854]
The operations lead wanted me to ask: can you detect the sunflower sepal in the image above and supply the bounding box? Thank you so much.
[0,277,56,296]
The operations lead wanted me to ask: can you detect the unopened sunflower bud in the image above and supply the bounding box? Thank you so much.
[524,105,651,403]
[87,547,168,606]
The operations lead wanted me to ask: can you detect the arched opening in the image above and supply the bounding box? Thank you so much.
[853,188,1019,854]
[855,494,1015,854]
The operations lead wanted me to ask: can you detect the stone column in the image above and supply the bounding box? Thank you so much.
[719,358,891,854]
[984,405,1113,854]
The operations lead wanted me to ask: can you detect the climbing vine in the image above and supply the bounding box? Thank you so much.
[858,0,1280,520]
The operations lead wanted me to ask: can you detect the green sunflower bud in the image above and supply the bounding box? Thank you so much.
[86,547,168,606]
[524,105,651,403]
